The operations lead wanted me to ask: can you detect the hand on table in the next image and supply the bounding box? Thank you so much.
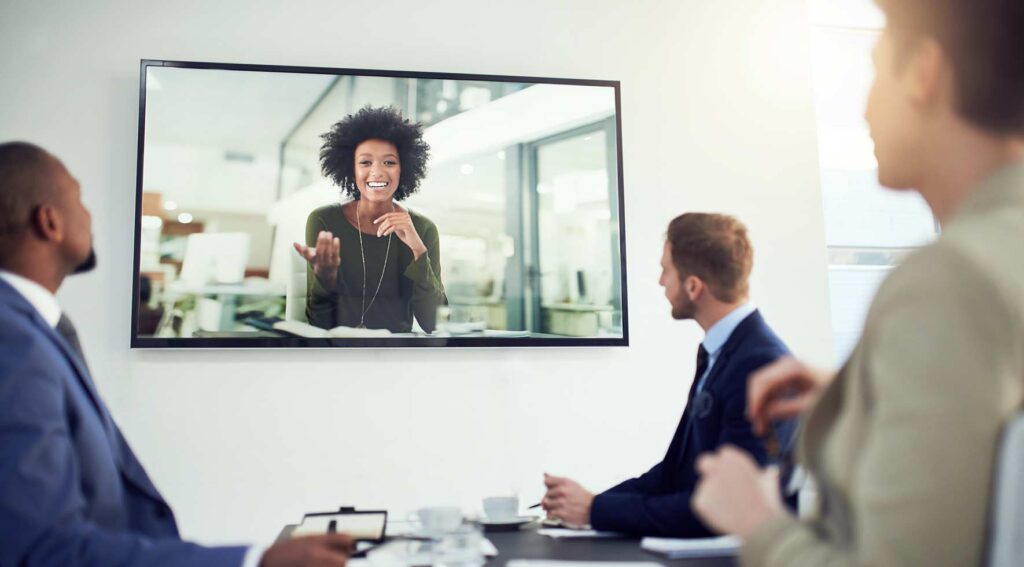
[747,356,833,436]
[373,211,427,260]
[541,473,594,528]
[260,533,354,567]
[293,230,341,291]
[691,446,784,539]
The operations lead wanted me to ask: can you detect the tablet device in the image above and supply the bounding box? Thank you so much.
[291,510,387,542]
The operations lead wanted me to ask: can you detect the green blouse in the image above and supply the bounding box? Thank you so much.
[304,203,447,332]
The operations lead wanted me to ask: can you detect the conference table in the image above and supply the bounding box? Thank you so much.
[483,528,736,567]
[278,523,737,567]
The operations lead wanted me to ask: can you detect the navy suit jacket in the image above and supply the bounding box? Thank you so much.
[589,310,796,537]
[0,279,247,566]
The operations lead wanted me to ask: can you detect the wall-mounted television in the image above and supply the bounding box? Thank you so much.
[131,59,628,347]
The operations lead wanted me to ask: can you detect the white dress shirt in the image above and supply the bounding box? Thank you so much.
[0,269,61,328]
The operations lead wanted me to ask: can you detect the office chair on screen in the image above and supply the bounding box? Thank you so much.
[988,412,1024,567]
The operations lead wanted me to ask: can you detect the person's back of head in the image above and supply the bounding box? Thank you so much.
[0,142,94,289]
[665,212,753,305]
[876,0,1024,136]
[0,142,56,270]
[866,0,1024,219]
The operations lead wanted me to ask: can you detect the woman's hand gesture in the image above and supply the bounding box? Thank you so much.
[374,211,427,260]
[747,357,833,436]
[293,230,341,290]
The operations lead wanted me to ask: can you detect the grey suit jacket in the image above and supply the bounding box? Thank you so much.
[742,162,1024,566]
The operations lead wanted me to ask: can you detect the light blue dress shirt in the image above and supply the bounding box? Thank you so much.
[695,301,756,393]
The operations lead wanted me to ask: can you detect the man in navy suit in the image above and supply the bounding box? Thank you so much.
[542,212,795,537]
[0,142,354,566]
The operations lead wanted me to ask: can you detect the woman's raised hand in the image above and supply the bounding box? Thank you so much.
[293,230,341,290]
[747,357,834,436]
[374,211,427,261]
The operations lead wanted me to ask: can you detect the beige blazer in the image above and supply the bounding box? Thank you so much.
[743,162,1024,566]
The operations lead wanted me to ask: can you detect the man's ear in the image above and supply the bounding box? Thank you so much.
[907,37,947,107]
[30,204,64,243]
[684,274,703,301]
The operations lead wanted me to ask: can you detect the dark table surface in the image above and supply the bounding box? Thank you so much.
[483,527,736,567]
[278,524,736,567]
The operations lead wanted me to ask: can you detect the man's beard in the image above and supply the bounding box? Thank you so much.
[671,294,696,320]
[72,248,97,274]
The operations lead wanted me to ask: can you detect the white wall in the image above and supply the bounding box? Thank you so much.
[0,0,833,547]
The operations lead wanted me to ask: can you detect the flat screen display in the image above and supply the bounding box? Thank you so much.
[131,59,628,347]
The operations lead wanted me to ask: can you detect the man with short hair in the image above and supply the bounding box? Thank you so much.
[542,212,794,537]
[0,141,354,567]
[692,0,1024,565]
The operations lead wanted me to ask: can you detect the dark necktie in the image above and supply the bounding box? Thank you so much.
[57,313,91,373]
[692,344,709,396]
[56,316,168,515]
[56,313,121,450]
[669,344,712,472]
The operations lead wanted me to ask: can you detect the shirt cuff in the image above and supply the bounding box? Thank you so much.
[242,544,270,567]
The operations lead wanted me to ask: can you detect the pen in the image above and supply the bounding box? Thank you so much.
[528,502,542,510]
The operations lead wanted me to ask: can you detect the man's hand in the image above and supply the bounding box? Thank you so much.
[747,356,833,436]
[260,534,354,567]
[691,446,783,539]
[541,473,594,528]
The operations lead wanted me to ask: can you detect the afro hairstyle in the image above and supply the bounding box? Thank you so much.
[319,105,431,201]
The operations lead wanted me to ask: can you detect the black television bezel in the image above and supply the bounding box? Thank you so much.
[131,58,629,349]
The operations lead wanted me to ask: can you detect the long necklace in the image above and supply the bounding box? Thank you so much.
[355,202,393,328]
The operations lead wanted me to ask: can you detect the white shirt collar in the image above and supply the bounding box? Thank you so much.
[0,270,62,328]
[702,301,756,357]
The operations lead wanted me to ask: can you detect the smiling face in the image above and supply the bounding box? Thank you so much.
[354,138,401,203]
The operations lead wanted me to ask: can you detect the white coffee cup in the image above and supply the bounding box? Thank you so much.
[482,496,519,521]
[413,506,463,535]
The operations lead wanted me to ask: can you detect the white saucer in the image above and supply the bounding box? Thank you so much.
[479,516,539,531]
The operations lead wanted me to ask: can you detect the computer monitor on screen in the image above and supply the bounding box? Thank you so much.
[179,232,251,287]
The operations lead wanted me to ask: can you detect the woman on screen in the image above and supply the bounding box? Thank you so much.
[293,106,446,333]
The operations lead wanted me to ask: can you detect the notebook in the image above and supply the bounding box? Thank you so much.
[640,535,740,558]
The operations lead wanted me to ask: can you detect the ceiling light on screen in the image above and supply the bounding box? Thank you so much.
[177,212,194,224]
